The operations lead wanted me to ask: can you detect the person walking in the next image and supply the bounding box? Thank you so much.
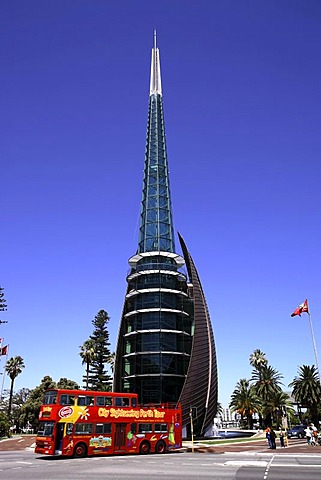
[309,424,318,446]
[265,427,272,449]
[305,426,312,445]
[279,428,285,447]
[269,428,277,449]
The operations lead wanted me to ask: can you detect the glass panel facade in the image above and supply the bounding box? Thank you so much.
[127,353,189,375]
[127,291,186,311]
[129,273,179,290]
[126,376,186,404]
[138,94,175,254]
[125,332,191,355]
[126,311,193,333]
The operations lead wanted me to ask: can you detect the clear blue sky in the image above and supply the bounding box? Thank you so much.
[1,1,321,407]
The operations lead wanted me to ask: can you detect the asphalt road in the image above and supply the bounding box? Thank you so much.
[1,436,321,479]
[1,434,319,454]
[1,449,321,480]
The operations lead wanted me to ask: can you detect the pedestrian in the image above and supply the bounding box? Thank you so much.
[304,426,312,445]
[279,428,285,447]
[265,427,272,449]
[269,428,277,449]
[309,424,318,446]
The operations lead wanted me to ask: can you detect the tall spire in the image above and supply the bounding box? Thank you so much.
[137,32,175,253]
[114,34,218,436]
[150,30,162,95]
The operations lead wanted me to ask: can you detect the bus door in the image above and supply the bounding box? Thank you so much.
[55,422,65,454]
[114,423,127,451]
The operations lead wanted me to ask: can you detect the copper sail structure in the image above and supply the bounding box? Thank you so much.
[113,33,218,436]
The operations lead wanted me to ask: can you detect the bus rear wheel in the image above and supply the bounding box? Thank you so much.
[139,441,150,454]
[73,442,87,458]
[155,440,166,454]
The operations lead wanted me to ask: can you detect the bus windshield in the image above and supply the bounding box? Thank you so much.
[37,421,55,437]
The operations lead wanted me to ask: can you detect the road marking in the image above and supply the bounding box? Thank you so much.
[225,461,268,467]
[263,454,274,479]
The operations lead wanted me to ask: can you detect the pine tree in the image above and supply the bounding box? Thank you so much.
[0,286,8,324]
[87,310,113,391]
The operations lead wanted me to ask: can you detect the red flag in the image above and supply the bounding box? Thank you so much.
[0,345,8,355]
[291,299,309,317]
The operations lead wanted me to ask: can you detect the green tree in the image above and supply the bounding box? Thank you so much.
[263,390,294,428]
[289,365,321,426]
[0,285,8,324]
[19,376,56,432]
[249,349,269,427]
[0,411,10,437]
[249,349,268,371]
[5,356,25,418]
[229,378,261,429]
[251,365,283,399]
[79,339,96,389]
[87,310,113,391]
[57,378,79,390]
[251,364,283,426]
[10,388,30,432]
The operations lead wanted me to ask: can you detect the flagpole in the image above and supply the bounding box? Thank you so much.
[0,338,3,402]
[0,345,8,402]
[308,312,321,385]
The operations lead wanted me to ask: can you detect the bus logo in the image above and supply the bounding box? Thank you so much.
[59,406,73,418]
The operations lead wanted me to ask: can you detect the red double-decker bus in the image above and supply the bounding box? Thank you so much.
[35,389,182,458]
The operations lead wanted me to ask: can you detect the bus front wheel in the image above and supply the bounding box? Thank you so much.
[139,441,150,454]
[73,442,87,458]
[155,440,166,454]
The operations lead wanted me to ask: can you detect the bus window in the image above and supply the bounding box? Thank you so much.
[74,424,93,435]
[138,423,153,433]
[43,391,57,405]
[78,396,94,406]
[66,423,73,435]
[131,398,137,407]
[115,397,129,407]
[37,421,55,437]
[96,396,112,407]
[95,423,112,434]
[60,394,75,406]
[154,423,168,433]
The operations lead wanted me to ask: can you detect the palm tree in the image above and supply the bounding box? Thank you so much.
[107,351,115,373]
[79,340,96,389]
[249,349,269,428]
[263,390,294,428]
[289,365,321,426]
[5,356,25,418]
[251,365,283,426]
[229,378,261,429]
[251,365,283,398]
[249,349,268,371]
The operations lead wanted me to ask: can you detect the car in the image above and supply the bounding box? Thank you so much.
[287,424,306,438]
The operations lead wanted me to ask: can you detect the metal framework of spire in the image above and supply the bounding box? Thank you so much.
[138,32,175,253]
